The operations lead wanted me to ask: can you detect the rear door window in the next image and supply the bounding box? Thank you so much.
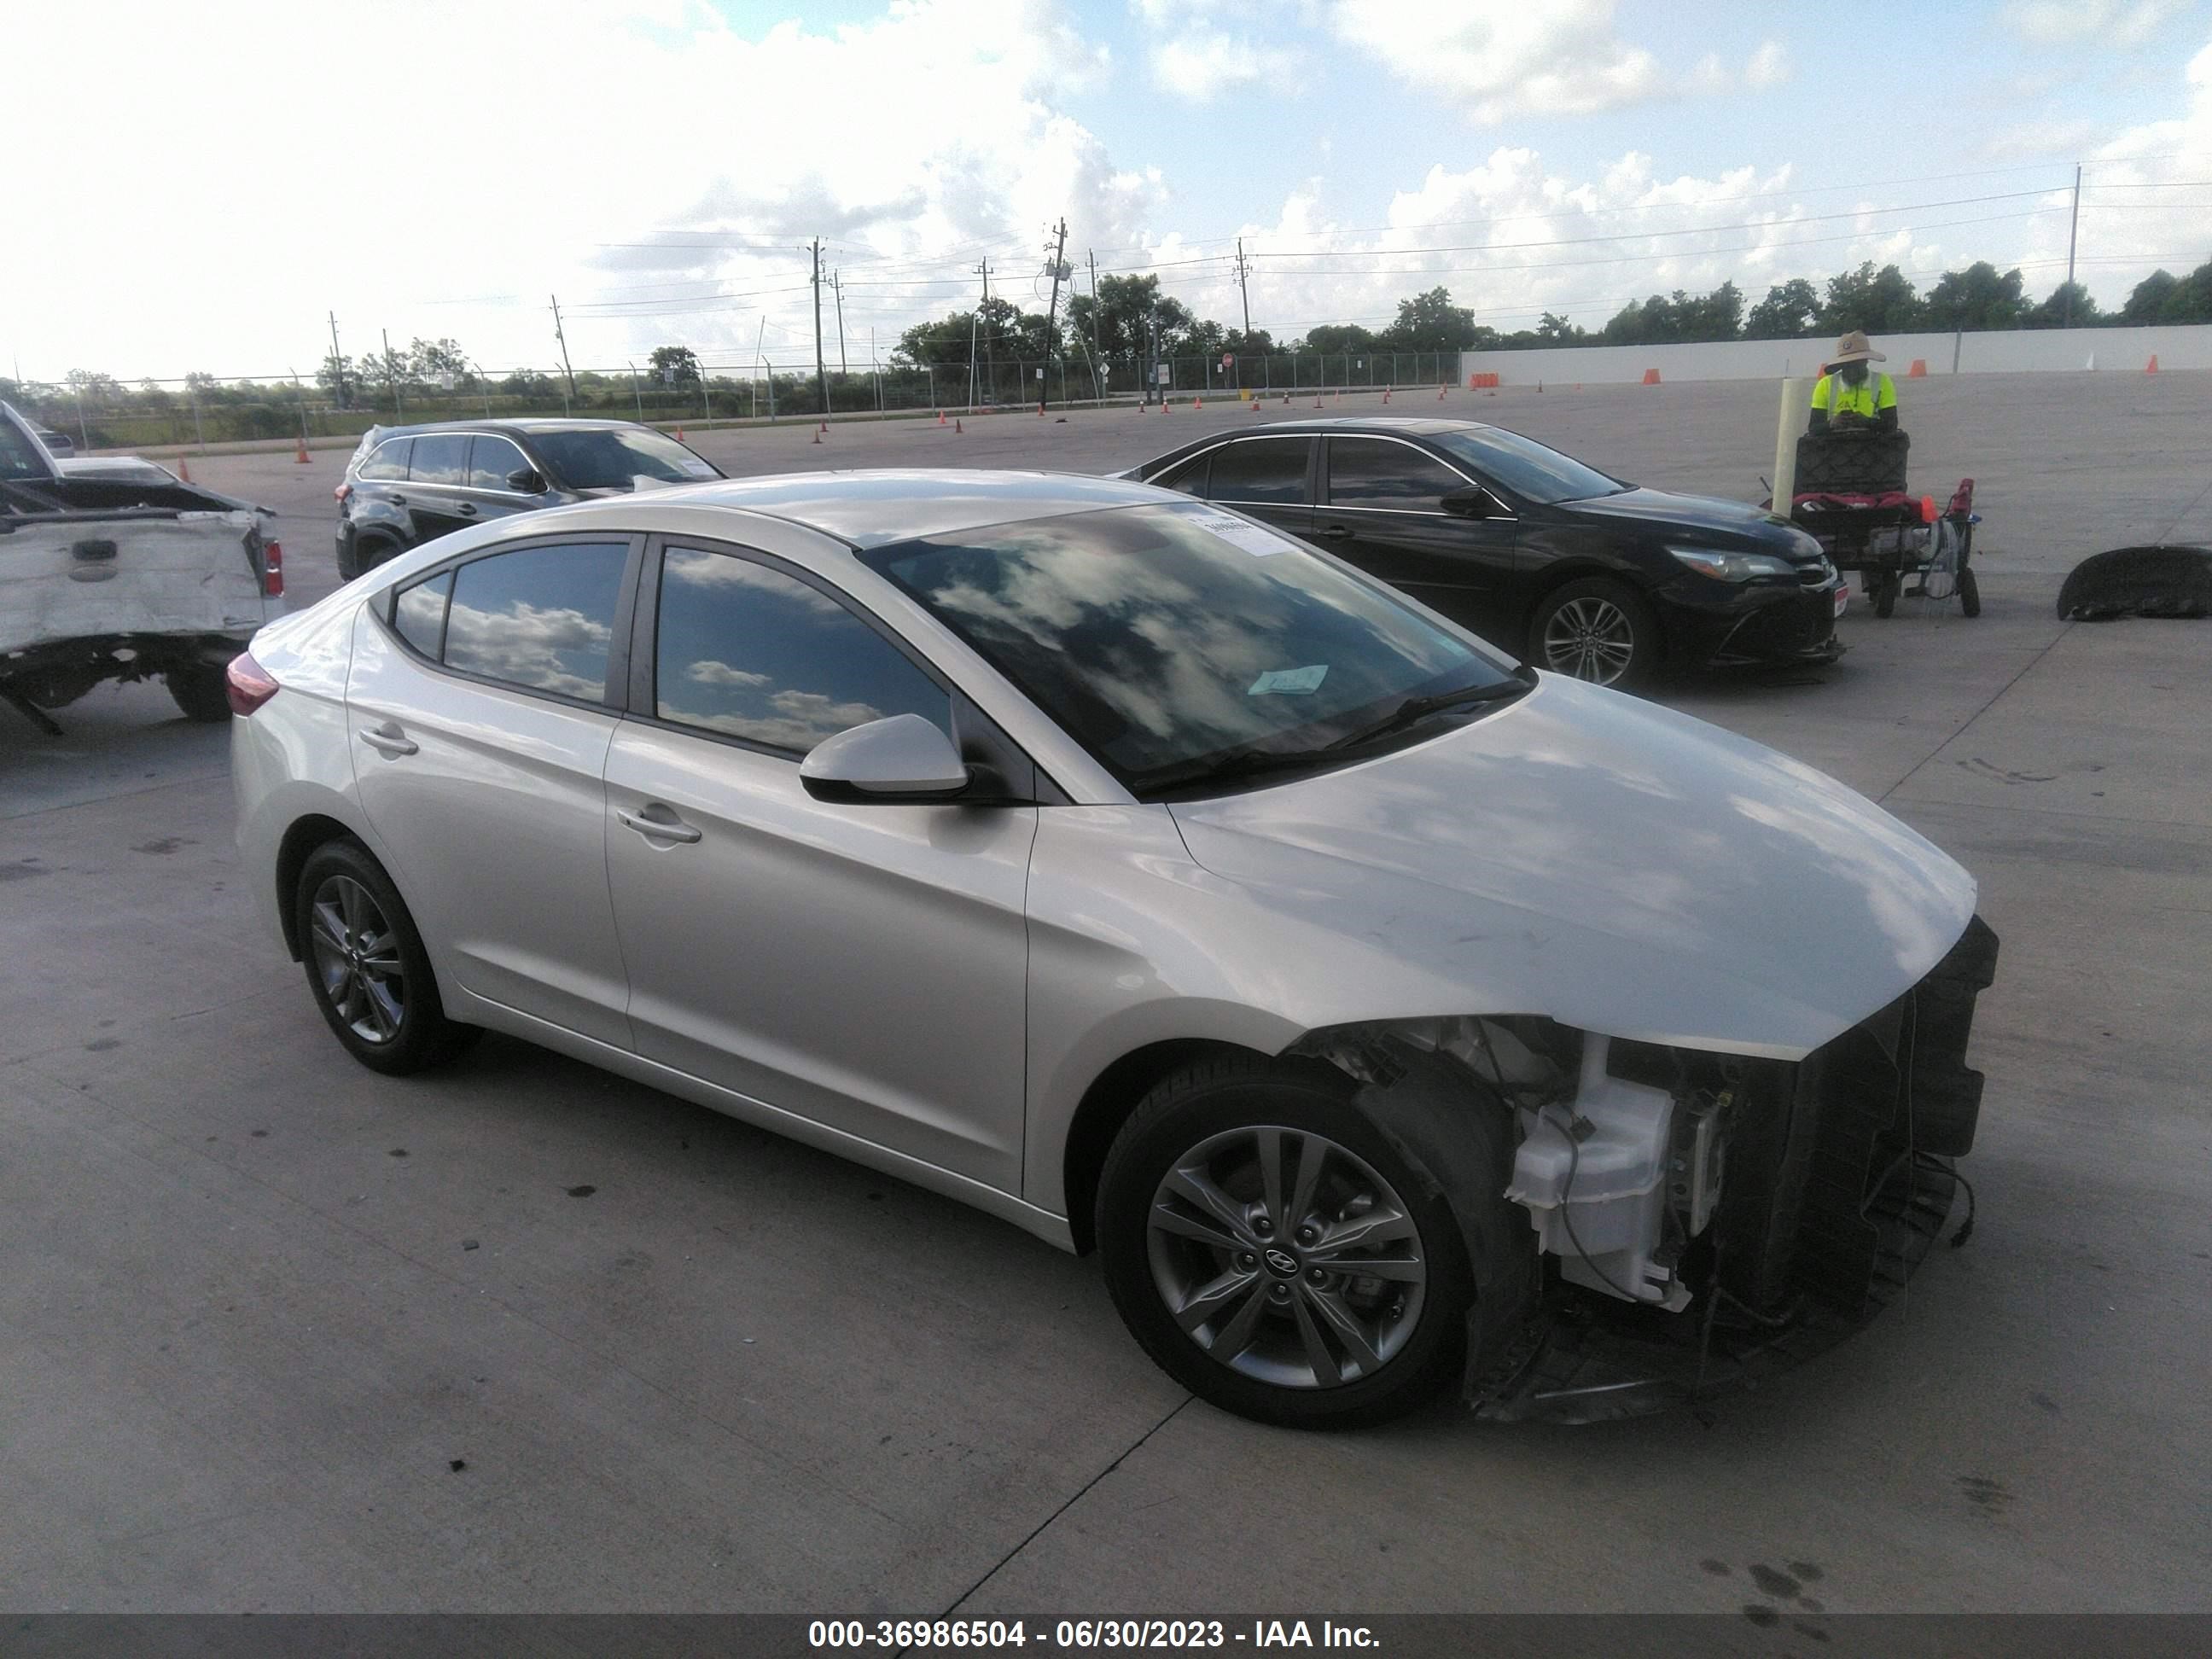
[467,435,532,491]
[653,546,950,753]
[1150,453,1211,496]
[357,438,411,480]
[442,541,630,702]
[408,433,470,486]
[1325,438,1466,512]
[1203,438,1310,505]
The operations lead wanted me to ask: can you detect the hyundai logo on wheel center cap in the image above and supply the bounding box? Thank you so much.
[1263,1248,1300,1278]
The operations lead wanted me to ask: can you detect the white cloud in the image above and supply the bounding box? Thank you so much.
[686,660,771,688]
[1134,0,1304,100]
[1746,40,1791,89]
[1328,0,1676,122]
[2005,1,2187,47]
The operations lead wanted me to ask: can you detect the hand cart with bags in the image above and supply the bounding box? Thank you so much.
[1785,428,1984,618]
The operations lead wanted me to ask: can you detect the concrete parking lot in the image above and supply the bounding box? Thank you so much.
[3,375,2208,1618]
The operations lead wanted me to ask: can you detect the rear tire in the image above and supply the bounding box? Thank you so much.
[1096,1056,1476,1429]
[1873,568,1900,619]
[1528,577,1662,690]
[294,840,476,1076]
[1958,566,1982,617]
[345,533,398,580]
[166,662,231,722]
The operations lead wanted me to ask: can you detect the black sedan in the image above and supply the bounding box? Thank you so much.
[1117,416,1844,687]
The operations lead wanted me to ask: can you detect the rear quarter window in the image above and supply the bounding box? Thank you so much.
[357,438,411,481]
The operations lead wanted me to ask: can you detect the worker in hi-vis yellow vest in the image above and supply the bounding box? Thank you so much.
[1807,329,1898,434]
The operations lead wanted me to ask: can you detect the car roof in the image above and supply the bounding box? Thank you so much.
[365,417,663,438]
[1232,416,1493,436]
[631,469,1171,548]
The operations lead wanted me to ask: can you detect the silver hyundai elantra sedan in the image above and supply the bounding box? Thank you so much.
[231,470,1999,1427]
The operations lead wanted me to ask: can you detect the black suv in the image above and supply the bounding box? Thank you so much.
[334,418,724,579]
[1119,416,1844,689]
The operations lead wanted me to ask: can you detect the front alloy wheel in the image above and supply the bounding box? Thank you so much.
[1148,1126,1427,1389]
[293,838,476,1075]
[1530,577,1662,689]
[1097,1057,1475,1428]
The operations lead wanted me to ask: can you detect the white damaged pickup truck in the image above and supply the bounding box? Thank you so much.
[2,400,283,731]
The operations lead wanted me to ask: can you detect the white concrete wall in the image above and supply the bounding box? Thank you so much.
[1458,324,2212,386]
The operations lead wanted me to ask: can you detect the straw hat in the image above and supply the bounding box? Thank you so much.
[1830,329,1886,364]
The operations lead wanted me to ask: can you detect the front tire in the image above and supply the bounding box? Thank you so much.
[166,662,231,722]
[1528,578,1662,690]
[1097,1057,1474,1429]
[294,840,475,1075]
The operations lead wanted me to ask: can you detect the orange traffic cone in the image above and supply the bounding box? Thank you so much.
[955,418,963,434]
[294,435,311,463]
[1250,397,1263,412]
[812,427,823,445]
[1641,368,1661,385]
[2146,354,2161,375]
[1435,387,1446,401]
[676,427,685,441]
[177,456,192,483]
[1382,387,1391,404]
[1907,358,1928,378]
[1313,394,1323,408]
[1195,394,1204,410]
[936,409,946,426]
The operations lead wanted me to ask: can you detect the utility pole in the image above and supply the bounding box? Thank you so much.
[2064,162,2082,328]
[381,327,403,420]
[1234,238,1254,339]
[1043,217,1068,408]
[810,238,829,417]
[831,270,847,375]
[976,258,994,406]
[1087,249,1106,400]
[327,310,348,410]
[549,294,576,411]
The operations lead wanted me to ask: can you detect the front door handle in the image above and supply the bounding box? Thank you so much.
[1318,523,1353,539]
[617,806,701,844]
[455,502,477,516]
[359,724,417,757]
[388,493,407,506]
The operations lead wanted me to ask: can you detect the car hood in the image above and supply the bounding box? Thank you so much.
[1561,486,1815,556]
[1166,676,1976,1059]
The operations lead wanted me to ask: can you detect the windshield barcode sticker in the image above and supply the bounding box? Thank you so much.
[1249,665,1328,696]
[1186,509,1291,556]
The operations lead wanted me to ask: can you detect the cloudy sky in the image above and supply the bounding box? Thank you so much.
[12,0,2212,383]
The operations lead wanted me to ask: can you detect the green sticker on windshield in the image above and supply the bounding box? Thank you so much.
[1249,665,1328,696]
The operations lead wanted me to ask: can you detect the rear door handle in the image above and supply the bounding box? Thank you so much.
[617,806,701,844]
[1318,523,1353,539]
[359,724,417,757]
[388,492,407,506]
[455,503,477,516]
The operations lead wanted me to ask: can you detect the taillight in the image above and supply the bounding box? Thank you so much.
[263,540,284,598]
[225,651,281,717]
[334,482,352,504]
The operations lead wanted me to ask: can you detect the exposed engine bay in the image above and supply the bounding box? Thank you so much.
[1291,914,2001,1421]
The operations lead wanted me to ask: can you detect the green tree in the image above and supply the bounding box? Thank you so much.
[1297,323,1377,356]
[407,338,469,386]
[316,352,357,407]
[1744,278,1821,339]
[649,345,701,386]
[1376,285,1482,352]
[1819,262,1921,334]
[2120,269,2181,323]
[1534,311,1586,344]
[1920,263,2026,332]
[2117,259,2212,323]
[1064,272,1193,364]
[2023,281,2099,329]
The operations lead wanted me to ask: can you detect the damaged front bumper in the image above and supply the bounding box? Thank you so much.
[1472,914,2001,1422]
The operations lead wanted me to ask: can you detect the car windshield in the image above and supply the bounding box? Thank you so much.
[1429,427,1627,504]
[863,503,1522,797]
[527,428,720,490]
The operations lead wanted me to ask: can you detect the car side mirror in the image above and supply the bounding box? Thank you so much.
[506,467,547,494]
[1441,486,1492,519]
[800,713,971,804]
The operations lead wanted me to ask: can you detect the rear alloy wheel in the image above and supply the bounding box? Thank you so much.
[1530,578,1662,689]
[166,662,232,722]
[294,841,475,1075]
[1097,1057,1473,1428]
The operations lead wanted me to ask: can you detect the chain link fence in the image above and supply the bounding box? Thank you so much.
[5,352,1466,451]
